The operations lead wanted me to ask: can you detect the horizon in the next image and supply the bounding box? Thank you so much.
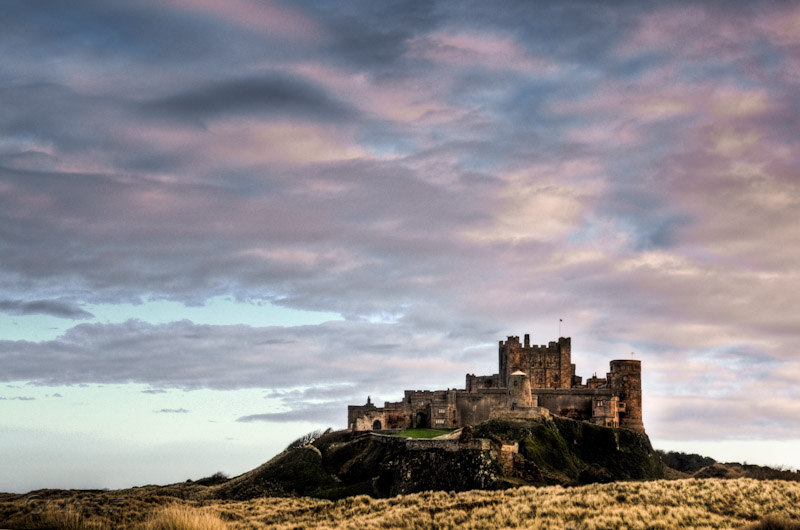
[2,0,800,493]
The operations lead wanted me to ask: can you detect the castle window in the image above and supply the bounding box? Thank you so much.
[438,408,446,413]
[434,419,445,424]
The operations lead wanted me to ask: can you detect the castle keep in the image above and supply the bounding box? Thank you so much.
[348,335,644,433]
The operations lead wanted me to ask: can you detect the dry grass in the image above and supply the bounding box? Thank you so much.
[2,478,799,529]
[142,504,227,530]
[35,507,111,530]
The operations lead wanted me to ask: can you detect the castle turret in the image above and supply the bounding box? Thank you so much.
[608,360,644,432]
[558,336,575,388]
[507,370,533,409]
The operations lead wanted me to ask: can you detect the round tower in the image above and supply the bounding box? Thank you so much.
[608,360,644,432]
[507,370,533,409]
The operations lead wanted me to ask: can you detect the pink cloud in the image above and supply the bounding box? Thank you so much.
[291,62,458,125]
[204,120,367,165]
[462,161,601,243]
[164,0,324,40]
[620,5,753,59]
[408,31,560,74]
[756,4,800,46]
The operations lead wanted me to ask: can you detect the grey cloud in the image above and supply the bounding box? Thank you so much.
[600,187,693,251]
[0,299,93,320]
[254,386,365,425]
[237,402,343,424]
[648,391,800,441]
[156,408,189,414]
[142,389,168,394]
[143,75,357,124]
[0,156,495,312]
[0,83,125,155]
[0,0,259,74]
[306,0,442,71]
[0,319,477,392]
[264,384,359,401]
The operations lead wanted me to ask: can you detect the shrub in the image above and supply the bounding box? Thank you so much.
[194,472,229,486]
[287,428,330,450]
[656,450,716,473]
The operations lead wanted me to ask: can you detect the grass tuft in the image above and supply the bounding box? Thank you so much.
[143,504,227,530]
[37,507,111,530]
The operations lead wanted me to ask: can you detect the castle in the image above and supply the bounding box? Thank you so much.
[348,334,644,433]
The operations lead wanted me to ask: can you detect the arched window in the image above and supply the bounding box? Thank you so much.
[372,419,382,430]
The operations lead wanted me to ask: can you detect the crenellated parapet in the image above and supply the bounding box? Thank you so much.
[499,334,574,389]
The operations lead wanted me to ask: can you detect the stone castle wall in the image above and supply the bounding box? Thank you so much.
[348,334,645,433]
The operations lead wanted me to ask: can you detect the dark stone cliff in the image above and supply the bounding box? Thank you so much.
[214,417,664,501]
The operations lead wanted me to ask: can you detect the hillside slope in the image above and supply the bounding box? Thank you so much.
[214,416,664,500]
[4,478,800,529]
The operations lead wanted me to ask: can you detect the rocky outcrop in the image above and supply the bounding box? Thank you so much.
[474,416,663,485]
[214,416,664,501]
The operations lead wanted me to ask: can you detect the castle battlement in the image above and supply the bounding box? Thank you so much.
[347,334,645,433]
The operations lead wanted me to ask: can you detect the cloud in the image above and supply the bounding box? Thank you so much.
[2,316,799,439]
[0,299,93,320]
[0,0,799,447]
[409,31,559,74]
[0,319,478,392]
[155,408,189,414]
[162,0,324,40]
[142,74,357,125]
[237,403,341,424]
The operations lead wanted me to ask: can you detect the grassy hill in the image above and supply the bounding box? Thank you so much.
[3,478,800,529]
[211,417,663,500]
[3,419,799,529]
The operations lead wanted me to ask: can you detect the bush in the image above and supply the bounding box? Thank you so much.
[194,472,228,486]
[656,450,716,473]
[287,428,331,450]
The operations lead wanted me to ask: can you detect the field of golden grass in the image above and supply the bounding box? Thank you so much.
[2,478,800,529]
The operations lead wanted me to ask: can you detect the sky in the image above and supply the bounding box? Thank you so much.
[1,0,799,493]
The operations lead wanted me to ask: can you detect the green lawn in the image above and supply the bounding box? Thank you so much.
[388,428,453,439]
